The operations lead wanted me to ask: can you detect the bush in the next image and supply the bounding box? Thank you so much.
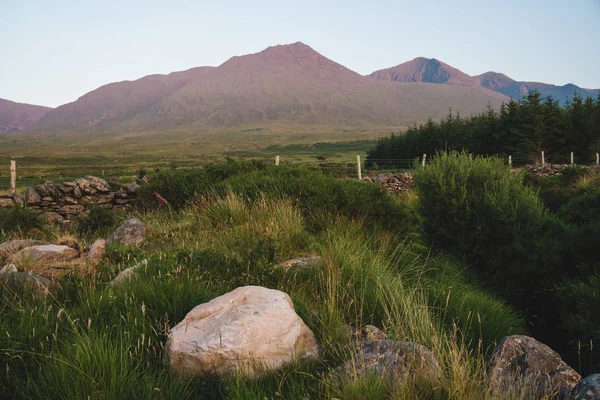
[0,206,44,236]
[413,151,566,303]
[76,205,118,235]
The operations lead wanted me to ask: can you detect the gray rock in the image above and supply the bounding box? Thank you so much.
[571,374,600,400]
[75,178,97,195]
[10,244,79,265]
[0,271,53,296]
[0,198,13,208]
[279,256,321,273]
[24,187,41,204]
[0,264,18,275]
[0,240,49,257]
[110,259,148,285]
[488,335,581,399]
[334,340,440,382]
[44,212,65,224]
[84,176,110,192]
[107,218,145,246]
[126,184,140,195]
[88,239,106,263]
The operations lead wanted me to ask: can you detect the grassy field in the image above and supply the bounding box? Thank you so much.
[0,161,532,399]
[0,125,397,192]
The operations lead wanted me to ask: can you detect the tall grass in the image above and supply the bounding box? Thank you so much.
[0,165,526,399]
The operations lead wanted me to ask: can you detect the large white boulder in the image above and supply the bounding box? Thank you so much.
[166,286,319,378]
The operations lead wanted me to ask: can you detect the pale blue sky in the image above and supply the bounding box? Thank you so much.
[1,0,599,107]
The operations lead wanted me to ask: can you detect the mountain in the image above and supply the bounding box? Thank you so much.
[369,57,477,87]
[0,98,51,134]
[475,72,599,104]
[371,58,599,104]
[30,43,508,133]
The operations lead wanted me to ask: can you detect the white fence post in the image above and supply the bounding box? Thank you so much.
[275,155,280,166]
[10,160,16,194]
[596,153,599,165]
[356,155,362,180]
[422,154,427,167]
[541,151,545,165]
[508,155,512,167]
[570,152,574,165]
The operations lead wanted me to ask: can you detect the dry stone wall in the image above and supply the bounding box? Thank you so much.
[0,175,135,223]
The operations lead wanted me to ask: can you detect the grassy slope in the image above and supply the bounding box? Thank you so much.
[0,163,526,399]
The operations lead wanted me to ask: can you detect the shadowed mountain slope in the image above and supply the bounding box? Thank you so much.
[0,98,51,134]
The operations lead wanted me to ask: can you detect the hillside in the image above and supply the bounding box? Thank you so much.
[30,43,508,133]
[0,98,51,134]
[372,58,599,104]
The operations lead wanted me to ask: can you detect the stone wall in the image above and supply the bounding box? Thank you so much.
[361,172,414,194]
[525,163,600,177]
[0,176,136,223]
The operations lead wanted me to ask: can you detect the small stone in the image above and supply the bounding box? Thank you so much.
[110,259,148,285]
[126,184,140,195]
[0,264,18,274]
[279,256,321,273]
[88,239,106,263]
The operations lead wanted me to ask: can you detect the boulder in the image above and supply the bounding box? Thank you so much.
[110,259,147,285]
[75,178,97,195]
[0,239,49,257]
[279,256,321,273]
[107,218,145,246]
[0,197,13,208]
[0,264,18,274]
[166,286,319,378]
[488,335,581,398]
[10,244,79,265]
[571,374,600,400]
[334,340,440,381]
[0,271,53,296]
[88,239,106,263]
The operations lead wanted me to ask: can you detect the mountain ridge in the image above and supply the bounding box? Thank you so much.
[0,98,52,135]
[29,42,509,133]
[371,58,599,104]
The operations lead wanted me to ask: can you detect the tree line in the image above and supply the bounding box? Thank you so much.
[366,91,600,166]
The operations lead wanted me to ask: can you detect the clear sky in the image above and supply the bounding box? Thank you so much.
[2,0,599,107]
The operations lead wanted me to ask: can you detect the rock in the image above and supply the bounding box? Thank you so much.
[0,198,13,208]
[75,178,97,195]
[0,239,49,257]
[166,286,319,378]
[0,271,53,296]
[126,184,140,195]
[12,192,23,205]
[57,204,85,215]
[110,259,148,285]
[0,264,18,274]
[10,244,79,265]
[84,176,110,192]
[24,187,41,204]
[488,335,581,398]
[279,256,321,273]
[88,239,106,263]
[571,374,600,400]
[107,218,145,246]
[360,325,388,341]
[136,176,149,185]
[44,212,65,224]
[334,340,440,381]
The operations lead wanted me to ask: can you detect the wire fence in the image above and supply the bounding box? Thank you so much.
[1,152,599,195]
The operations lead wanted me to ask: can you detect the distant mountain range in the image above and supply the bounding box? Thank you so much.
[0,98,52,134]
[370,57,599,104]
[2,43,597,135]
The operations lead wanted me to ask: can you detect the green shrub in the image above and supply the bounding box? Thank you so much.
[413,151,566,303]
[76,205,118,235]
[0,206,44,236]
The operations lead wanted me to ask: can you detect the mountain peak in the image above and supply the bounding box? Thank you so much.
[370,57,476,86]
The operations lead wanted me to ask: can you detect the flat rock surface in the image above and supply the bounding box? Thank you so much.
[0,240,49,257]
[10,244,79,265]
[166,285,319,378]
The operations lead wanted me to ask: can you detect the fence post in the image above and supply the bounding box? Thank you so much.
[597,153,599,165]
[356,155,362,180]
[508,155,512,167]
[570,152,574,165]
[541,151,545,165]
[10,160,16,194]
[275,155,280,166]
[422,154,427,167]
